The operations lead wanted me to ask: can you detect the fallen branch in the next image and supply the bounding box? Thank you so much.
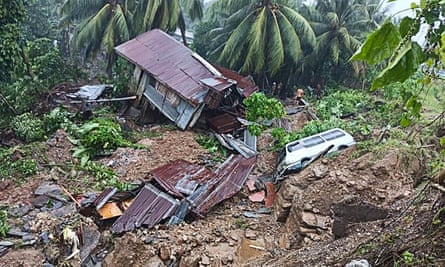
[61,186,81,207]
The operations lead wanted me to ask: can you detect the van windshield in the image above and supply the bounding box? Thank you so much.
[287,142,302,152]
[303,136,324,147]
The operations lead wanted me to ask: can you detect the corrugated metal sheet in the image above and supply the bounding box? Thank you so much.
[201,77,234,92]
[206,113,241,134]
[111,184,179,234]
[115,29,214,105]
[213,65,259,97]
[190,154,257,216]
[150,159,214,198]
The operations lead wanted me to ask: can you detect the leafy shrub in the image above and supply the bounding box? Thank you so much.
[10,112,45,142]
[71,118,143,163]
[0,210,9,237]
[243,92,285,136]
[0,147,36,182]
[316,90,372,120]
[80,161,130,191]
[42,106,73,134]
[195,134,227,161]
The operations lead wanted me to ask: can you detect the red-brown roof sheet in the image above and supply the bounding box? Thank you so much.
[213,65,259,97]
[111,184,178,234]
[150,159,215,198]
[115,29,214,105]
[191,154,257,216]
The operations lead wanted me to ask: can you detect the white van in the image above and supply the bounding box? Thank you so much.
[276,128,355,176]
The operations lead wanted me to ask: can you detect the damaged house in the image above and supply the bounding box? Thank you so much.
[115,29,258,131]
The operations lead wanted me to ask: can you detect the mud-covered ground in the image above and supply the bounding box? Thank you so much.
[0,110,443,267]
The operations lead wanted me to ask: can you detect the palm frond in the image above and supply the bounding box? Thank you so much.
[330,37,340,64]
[182,0,203,21]
[242,7,267,74]
[72,3,111,58]
[279,6,316,49]
[266,9,285,75]
[218,13,254,70]
[276,9,303,65]
[60,0,105,27]
[338,27,351,50]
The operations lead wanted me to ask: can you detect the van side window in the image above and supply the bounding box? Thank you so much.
[321,130,345,141]
[303,136,324,147]
[287,142,302,152]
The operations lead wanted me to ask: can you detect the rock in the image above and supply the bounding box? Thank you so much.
[301,212,317,228]
[10,204,33,217]
[34,182,62,196]
[0,241,14,247]
[312,164,329,179]
[80,225,101,264]
[244,229,257,240]
[22,234,35,242]
[179,254,200,267]
[201,255,210,265]
[21,239,37,246]
[159,246,170,261]
[33,195,50,208]
[147,256,166,267]
[144,236,156,245]
[40,231,50,244]
[345,259,370,267]
[0,246,8,257]
[7,228,27,237]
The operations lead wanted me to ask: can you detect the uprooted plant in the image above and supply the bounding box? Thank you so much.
[70,118,145,165]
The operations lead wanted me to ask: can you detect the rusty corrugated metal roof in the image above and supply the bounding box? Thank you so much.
[200,77,234,92]
[115,29,214,105]
[150,159,215,198]
[190,154,257,216]
[111,184,179,234]
[213,65,259,97]
[206,113,241,134]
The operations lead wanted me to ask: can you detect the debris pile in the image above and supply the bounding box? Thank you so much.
[79,154,257,234]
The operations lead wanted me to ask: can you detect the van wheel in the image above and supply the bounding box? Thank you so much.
[338,145,348,151]
[301,158,310,167]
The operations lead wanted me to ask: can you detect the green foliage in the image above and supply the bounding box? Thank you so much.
[195,134,227,161]
[80,161,130,191]
[352,0,445,91]
[315,89,372,120]
[0,0,26,82]
[0,147,37,182]
[271,127,297,148]
[42,107,73,134]
[0,24,25,82]
[71,118,143,162]
[296,118,345,139]
[0,209,9,238]
[10,113,46,142]
[243,92,286,136]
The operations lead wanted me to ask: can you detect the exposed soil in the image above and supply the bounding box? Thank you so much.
[0,110,443,267]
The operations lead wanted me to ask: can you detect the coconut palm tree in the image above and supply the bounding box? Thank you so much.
[298,0,382,87]
[60,0,203,73]
[207,0,316,82]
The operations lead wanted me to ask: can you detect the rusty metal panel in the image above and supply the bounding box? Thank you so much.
[115,29,214,105]
[111,184,179,234]
[213,65,259,97]
[206,113,241,134]
[200,78,234,93]
[150,159,214,198]
[190,154,257,216]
